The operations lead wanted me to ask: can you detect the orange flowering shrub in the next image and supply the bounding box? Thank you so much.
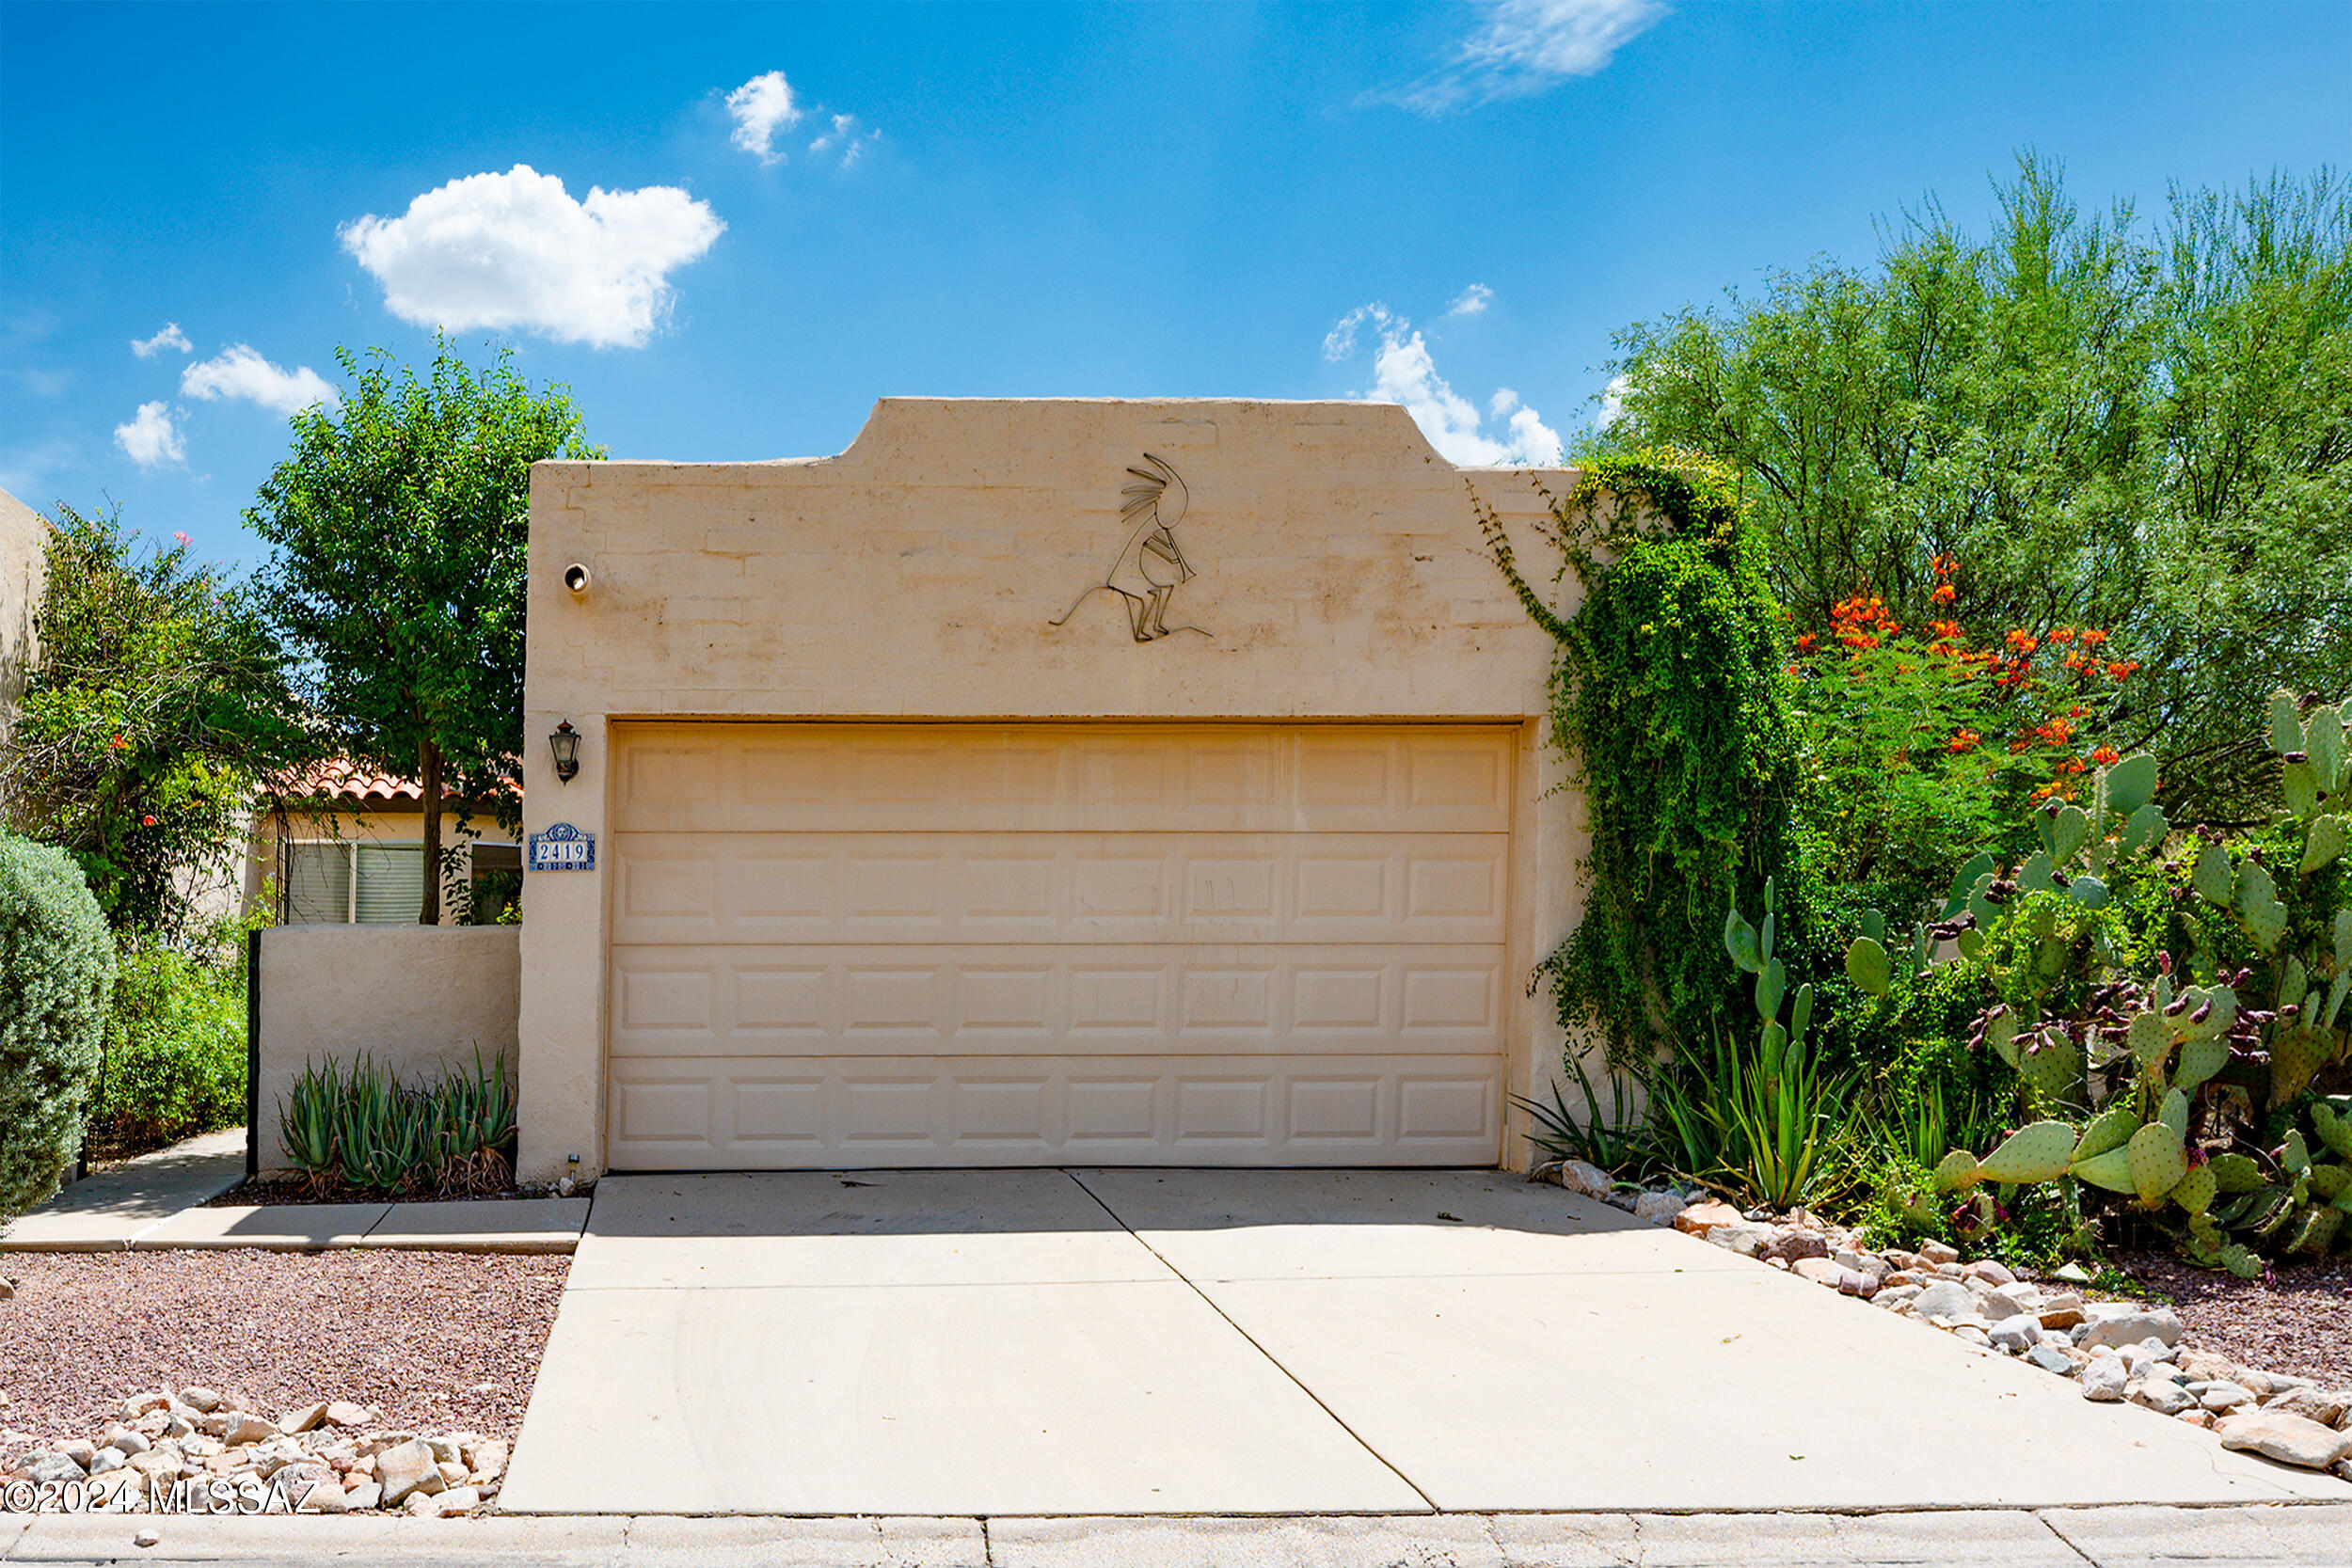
[1790,554,2140,912]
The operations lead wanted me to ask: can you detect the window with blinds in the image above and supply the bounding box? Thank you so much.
[283,841,426,923]
[284,842,353,924]
[355,845,425,923]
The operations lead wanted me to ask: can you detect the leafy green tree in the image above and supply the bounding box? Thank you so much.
[0,505,311,936]
[1595,156,2351,825]
[247,342,600,923]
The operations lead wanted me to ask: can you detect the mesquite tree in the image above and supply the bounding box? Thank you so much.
[247,341,599,922]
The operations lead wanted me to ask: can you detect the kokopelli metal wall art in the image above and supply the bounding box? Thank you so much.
[1049,452,1211,642]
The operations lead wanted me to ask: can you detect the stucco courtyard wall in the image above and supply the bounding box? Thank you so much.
[254,926,520,1169]
[518,397,1592,1181]
[0,485,46,766]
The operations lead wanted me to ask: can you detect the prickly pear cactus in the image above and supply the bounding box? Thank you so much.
[1887,705,2352,1272]
[2314,1101,2352,1160]
[1932,1148,1982,1194]
[2208,1151,2266,1192]
[2171,1162,2218,1216]
[1845,936,1891,997]
[2127,1121,2190,1207]
[2073,1104,2140,1164]
[2070,1142,2137,1194]
[2174,1033,2230,1090]
[2017,1029,2083,1104]
[1976,1120,2080,1185]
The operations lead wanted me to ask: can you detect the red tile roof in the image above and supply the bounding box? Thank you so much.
[281,763,521,807]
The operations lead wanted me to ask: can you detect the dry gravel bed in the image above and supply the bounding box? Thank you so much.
[2113,1251,2352,1389]
[0,1250,566,1443]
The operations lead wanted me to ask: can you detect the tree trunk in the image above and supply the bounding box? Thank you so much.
[419,737,443,926]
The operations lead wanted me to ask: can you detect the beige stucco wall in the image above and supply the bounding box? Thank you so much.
[0,486,46,768]
[255,926,521,1169]
[519,397,1591,1180]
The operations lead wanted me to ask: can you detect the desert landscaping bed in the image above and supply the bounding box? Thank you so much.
[0,1249,565,1443]
[2110,1251,2352,1389]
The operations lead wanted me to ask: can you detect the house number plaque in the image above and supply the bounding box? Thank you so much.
[528,823,596,871]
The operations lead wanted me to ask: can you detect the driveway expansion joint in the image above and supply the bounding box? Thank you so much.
[1065,1168,1443,1513]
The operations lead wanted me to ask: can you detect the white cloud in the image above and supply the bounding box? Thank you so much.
[1446,284,1494,318]
[340,165,725,349]
[132,322,192,358]
[808,112,880,167]
[114,402,185,467]
[1596,372,1630,428]
[726,71,803,165]
[1332,304,1562,466]
[1323,302,1396,362]
[181,345,339,416]
[1502,404,1566,464]
[1386,0,1667,114]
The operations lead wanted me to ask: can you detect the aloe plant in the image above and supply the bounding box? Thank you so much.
[276,1046,517,1194]
[277,1059,342,1181]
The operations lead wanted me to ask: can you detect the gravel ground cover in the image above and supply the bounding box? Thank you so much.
[0,1250,566,1443]
[2114,1252,2352,1389]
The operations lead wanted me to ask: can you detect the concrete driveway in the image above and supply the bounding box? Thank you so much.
[500,1169,2352,1516]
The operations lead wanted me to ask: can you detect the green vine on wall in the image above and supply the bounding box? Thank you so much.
[1477,449,1817,1072]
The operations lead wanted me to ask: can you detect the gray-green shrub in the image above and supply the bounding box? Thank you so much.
[0,834,117,1219]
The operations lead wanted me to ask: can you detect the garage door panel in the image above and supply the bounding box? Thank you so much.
[606,722,1515,1168]
[611,724,1514,834]
[605,1054,1502,1168]
[610,832,1508,945]
[610,944,1505,1059]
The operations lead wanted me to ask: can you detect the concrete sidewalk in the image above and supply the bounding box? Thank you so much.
[501,1170,2352,1518]
[0,1130,245,1251]
[0,1130,587,1253]
[7,1505,2352,1566]
[130,1196,588,1252]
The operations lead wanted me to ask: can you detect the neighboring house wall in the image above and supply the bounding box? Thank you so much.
[246,805,521,927]
[0,486,47,772]
[254,925,520,1169]
[519,398,1591,1181]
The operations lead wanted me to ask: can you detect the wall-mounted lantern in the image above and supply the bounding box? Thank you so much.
[549,721,581,784]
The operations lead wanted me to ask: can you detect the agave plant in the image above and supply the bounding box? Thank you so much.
[1514,1051,1655,1177]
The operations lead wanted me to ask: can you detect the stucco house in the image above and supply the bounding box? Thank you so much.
[0,485,46,775]
[502,397,1587,1182]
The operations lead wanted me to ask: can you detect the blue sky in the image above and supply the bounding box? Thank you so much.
[4,1,2346,572]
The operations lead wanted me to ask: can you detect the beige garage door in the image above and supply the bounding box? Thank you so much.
[604,723,1514,1168]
